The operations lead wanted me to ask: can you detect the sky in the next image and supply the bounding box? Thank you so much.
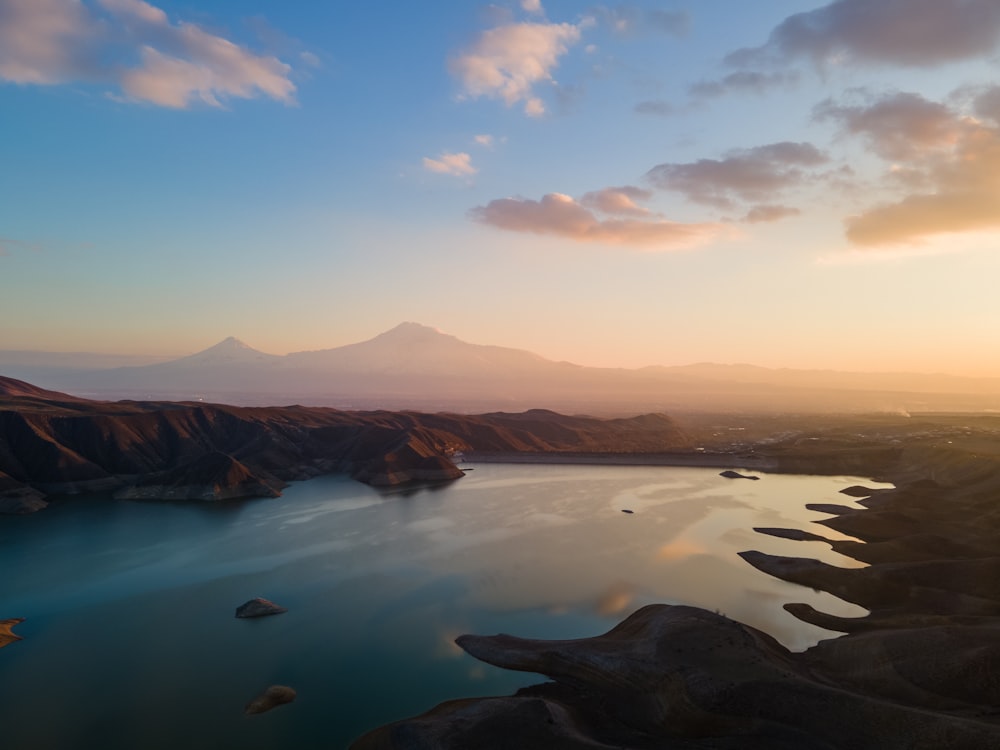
[3,0,1000,375]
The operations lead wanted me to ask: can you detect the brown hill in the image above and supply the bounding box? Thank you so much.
[0,376,690,513]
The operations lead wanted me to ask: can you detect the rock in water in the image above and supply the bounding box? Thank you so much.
[235,598,287,618]
[244,685,296,715]
[0,618,25,649]
[719,470,759,480]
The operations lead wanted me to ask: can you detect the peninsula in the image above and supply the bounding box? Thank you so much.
[0,375,692,513]
[354,422,1000,748]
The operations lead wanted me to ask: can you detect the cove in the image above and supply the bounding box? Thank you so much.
[0,464,889,749]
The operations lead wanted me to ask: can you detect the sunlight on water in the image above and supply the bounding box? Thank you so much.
[0,465,891,749]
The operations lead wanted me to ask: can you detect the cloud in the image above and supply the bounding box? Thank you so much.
[0,0,102,84]
[727,0,1000,68]
[647,10,690,37]
[423,152,476,177]
[634,99,677,117]
[299,51,320,68]
[580,186,653,216]
[741,205,801,223]
[524,96,546,116]
[689,71,798,99]
[521,0,543,15]
[646,142,829,210]
[449,21,582,116]
[0,0,296,108]
[473,134,495,147]
[824,89,1000,247]
[0,237,43,256]
[593,6,690,38]
[470,192,723,249]
[815,91,963,160]
[99,0,164,23]
[846,190,1000,247]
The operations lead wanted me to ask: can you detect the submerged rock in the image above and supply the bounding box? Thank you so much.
[244,685,296,715]
[235,598,288,618]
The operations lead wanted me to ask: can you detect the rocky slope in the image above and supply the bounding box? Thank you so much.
[0,376,690,513]
[353,442,1000,749]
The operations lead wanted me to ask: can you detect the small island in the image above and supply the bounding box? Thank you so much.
[0,618,24,649]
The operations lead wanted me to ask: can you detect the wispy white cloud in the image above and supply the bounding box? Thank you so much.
[423,152,477,177]
[470,191,723,249]
[592,6,690,38]
[727,0,1000,68]
[473,134,495,148]
[449,21,582,116]
[633,99,678,117]
[0,237,43,256]
[0,0,296,108]
[299,51,320,68]
[689,71,798,99]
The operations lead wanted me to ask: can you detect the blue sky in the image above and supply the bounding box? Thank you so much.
[4,0,1000,374]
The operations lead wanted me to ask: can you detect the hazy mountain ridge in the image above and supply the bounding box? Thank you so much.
[3,323,1000,413]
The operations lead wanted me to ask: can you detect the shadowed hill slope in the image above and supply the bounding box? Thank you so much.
[0,376,690,513]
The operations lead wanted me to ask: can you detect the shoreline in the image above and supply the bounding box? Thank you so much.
[461,451,779,471]
[355,446,1000,748]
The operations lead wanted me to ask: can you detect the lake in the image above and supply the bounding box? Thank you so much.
[0,463,887,749]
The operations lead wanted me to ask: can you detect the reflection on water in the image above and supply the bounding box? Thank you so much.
[0,465,890,749]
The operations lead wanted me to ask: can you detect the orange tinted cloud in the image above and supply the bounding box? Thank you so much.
[828,89,1000,247]
[580,186,653,217]
[423,152,477,177]
[741,204,801,224]
[470,192,723,249]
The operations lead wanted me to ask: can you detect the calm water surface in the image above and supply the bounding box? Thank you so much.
[0,464,889,749]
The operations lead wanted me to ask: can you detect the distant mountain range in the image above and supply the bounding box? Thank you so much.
[3,322,1000,413]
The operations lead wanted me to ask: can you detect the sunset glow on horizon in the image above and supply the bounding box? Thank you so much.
[4,0,1000,376]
